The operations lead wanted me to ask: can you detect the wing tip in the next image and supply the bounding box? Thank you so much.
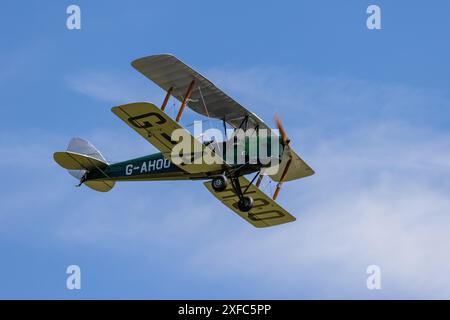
[252,217,296,228]
[111,102,156,114]
[53,151,65,168]
[131,53,177,68]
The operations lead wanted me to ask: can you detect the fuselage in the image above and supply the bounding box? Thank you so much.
[86,137,284,183]
[86,151,262,182]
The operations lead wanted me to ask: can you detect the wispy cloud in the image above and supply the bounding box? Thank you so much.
[204,66,450,133]
[187,123,450,298]
[66,70,163,104]
[3,65,450,298]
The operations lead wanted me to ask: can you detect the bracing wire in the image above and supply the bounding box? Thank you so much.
[198,86,223,156]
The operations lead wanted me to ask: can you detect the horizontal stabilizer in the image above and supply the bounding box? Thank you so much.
[54,139,114,193]
[85,180,115,192]
[53,151,108,171]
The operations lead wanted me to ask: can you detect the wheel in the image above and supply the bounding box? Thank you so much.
[237,196,254,212]
[211,175,227,192]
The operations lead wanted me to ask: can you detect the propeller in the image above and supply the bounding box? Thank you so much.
[272,113,293,200]
[274,113,290,146]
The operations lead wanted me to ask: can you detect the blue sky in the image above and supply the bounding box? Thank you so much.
[1,0,450,299]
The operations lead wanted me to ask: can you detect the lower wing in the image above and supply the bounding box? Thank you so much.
[204,176,296,228]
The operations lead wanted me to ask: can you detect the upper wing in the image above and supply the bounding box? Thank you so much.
[111,102,226,174]
[132,54,315,182]
[204,176,296,228]
[132,54,270,131]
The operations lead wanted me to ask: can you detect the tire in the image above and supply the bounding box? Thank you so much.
[211,175,227,192]
[238,196,254,212]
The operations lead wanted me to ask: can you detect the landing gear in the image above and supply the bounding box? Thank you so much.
[211,175,228,192]
[237,196,254,212]
[227,173,255,212]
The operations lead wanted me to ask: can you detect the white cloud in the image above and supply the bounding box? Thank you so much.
[66,70,164,104]
[204,66,450,133]
[186,123,450,298]
[3,66,450,298]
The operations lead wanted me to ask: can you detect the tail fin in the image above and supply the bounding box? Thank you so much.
[53,138,115,192]
[66,137,107,178]
[67,137,107,162]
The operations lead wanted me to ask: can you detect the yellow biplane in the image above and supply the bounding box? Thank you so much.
[54,54,314,228]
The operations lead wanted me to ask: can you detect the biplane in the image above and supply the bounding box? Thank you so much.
[53,54,314,228]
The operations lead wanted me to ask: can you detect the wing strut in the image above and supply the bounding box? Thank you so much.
[161,87,173,111]
[176,80,195,122]
[273,158,292,200]
[256,174,264,188]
